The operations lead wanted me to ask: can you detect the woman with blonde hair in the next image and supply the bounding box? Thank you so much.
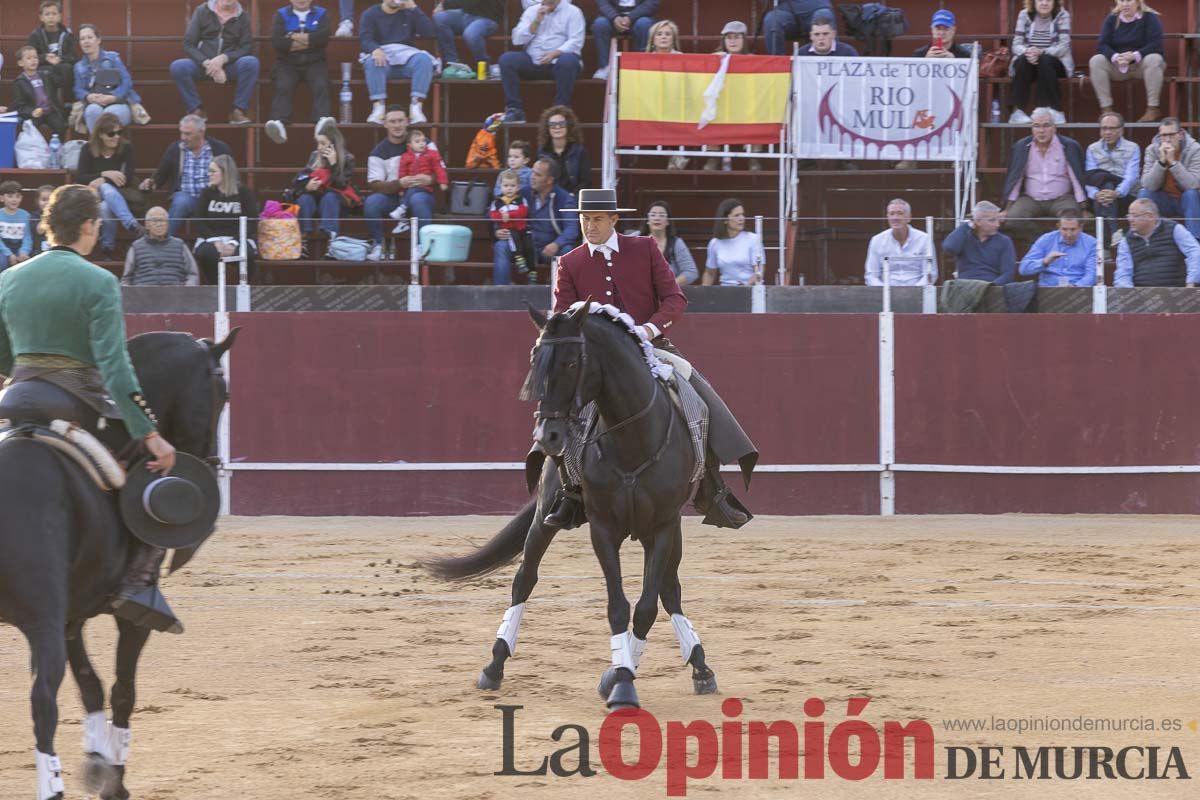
[646,19,682,54]
[192,154,259,284]
[295,118,357,241]
[1088,0,1165,122]
[1008,0,1073,125]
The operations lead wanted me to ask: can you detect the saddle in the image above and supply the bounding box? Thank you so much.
[0,380,126,491]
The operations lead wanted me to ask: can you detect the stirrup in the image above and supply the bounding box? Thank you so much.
[111,586,184,634]
[699,486,752,530]
[543,491,587,530]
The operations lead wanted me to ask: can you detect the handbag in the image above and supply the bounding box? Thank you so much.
[326,235,371,261]
[93,67,122,94]
[117,186,148,218]
[449,180,490,216]
[980,46,1011,78]
[258,216,302,260]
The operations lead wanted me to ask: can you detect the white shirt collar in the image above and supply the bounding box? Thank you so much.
[586,231,621,258]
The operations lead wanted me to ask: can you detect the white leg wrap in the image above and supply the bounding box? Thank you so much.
[671,614,702,664]
[610,632,648,676]
[83,711,108,756]
[35,750,64,800]
[110,726,132,766]
[495,603,526,656]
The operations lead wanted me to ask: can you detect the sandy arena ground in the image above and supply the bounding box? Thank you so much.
[1,514,1198,799]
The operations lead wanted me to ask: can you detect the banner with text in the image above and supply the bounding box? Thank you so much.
[794,57,976,161]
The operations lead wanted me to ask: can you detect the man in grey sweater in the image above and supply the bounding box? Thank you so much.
[122,207,200,286]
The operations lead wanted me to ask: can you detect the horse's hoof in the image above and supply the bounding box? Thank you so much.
[693,674,719,695]
[606,680,640,710]
[477,669,503,691]
[83,753,120,795]
[597,667,618,700]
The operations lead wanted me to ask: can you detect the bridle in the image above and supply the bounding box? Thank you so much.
[199,343,228,470]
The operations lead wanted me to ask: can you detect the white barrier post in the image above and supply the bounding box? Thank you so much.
[408,218,422,311]
[214,216,232,516]
[1093,214,1108,313]
[882,256,892,314]
[752,214,766,312]
[236,215,250,312]
[922,215,937,314]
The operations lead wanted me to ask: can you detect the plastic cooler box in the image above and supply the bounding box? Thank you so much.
[0,113,18,169]
[418,224,472,262]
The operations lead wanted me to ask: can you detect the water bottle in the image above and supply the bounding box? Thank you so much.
[339,62,353,125]
[48,134,61,169]
[990,99,1001,125]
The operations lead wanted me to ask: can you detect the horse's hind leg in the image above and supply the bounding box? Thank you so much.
[659,522,717,695]
[68,628,122,796]
[98,618,151,800]
[24,624,66,800]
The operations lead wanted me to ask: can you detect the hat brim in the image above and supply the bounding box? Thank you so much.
[120,452,220,550]
[562,207,638,214]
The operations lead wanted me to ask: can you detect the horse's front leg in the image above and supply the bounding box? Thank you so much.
[98,618,152,800]
[591,520,643,710]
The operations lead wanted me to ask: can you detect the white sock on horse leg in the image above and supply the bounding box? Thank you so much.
[83,710,108,755]
[35,750,64,800]
[671,613,702,663]
[610,631,648,676]
[495,603,526,655]
[109,725,132,766]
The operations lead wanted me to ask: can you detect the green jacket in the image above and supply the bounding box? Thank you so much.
[0,247,158,438]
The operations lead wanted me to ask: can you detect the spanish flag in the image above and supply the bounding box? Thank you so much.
[617,53,792,146]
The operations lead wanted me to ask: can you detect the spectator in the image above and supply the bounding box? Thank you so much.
[640,200,698,285]
[0,182,33,271]
[75,113,142,259]
[1089,0,1165,123]
[494,139,533,196]
[943,201,1017,284]
[28,1,77,104]
[490,168,533,284]
[646,19,681,54]
[386,127,447,233]
[499,0,586,123]
[30,185,56,255]
[703,198,766,286]
[363,105,437,259]
[1001,107,1086,245]
[536,105,590,196]
[1086,111,1140,246]
[13,46,67,139]
[433,0,504,77]
[336,0,358,37]
[295,119,358,242]
[592,1,660,80]
[914,10,974,59]
[763,1,834,56]
[73,24,139,133]
[864,198,934,286]
[1009,0,1072,125]
[1137,117,1200,242]
[171,0,260,125]
[702,21,761,172]
[797,12,857,56]
[265,0,333,145]
[1019,208,1098,286]
[122,207,201,286]
[192,154,258,284]
[1114,198,1200,287]
[139,115,233,237]
[494,157,578,282]
[360,0,436,127]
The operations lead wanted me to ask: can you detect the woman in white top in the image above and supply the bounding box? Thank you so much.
[1009,0,1073,124]
[703,198,765,286]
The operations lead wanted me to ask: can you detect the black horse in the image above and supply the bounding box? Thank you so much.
[0,329,236,800]
[428,303,718,710]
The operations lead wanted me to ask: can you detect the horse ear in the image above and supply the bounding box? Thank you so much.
[567,298,592,326]
[210,327,242,360]
[525,301,547,330]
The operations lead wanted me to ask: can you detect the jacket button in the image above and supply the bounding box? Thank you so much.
[606,291,612,296]
[606,276,611,281]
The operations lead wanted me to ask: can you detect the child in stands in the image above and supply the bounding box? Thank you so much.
[30,185,56,255]
[0,182,34,270]
[494,139,533,197]
[490,168,532,284]
[388,128,448,233]
[13,45,67,139]
[28,1,77,104]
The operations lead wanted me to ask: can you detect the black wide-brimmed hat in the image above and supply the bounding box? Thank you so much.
[120,452,220,550]
[562,189,636,214]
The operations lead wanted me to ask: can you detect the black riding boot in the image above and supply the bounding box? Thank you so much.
[543,463,588,530]
[694,457,752,529]
[110,541,184,634]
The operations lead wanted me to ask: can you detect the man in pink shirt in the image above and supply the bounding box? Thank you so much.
[1000,107,1086,245]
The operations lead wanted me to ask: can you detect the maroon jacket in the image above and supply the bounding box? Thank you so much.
[553,233,687,333]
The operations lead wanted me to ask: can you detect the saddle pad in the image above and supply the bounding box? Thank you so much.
[0,421,126,491]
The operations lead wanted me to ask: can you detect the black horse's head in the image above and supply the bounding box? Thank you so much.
[127,329,239,464]
[521,302,598,457]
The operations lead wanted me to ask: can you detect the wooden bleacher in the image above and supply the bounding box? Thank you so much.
[2,1,1198,285]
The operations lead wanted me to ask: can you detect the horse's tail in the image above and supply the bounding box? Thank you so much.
[423,499,535,581]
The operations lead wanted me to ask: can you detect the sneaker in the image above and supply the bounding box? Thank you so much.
[668,155,689,170]
[229,108,252,125]
[366,243,382,261]
[388,204,409,221]
[265,119,287,144]
[392,218,410,234]
[489,64,501,80]
[367,102,386,125]
[1049,108,1066,125]
[441,63,475,80]
[409,101,427,125]
[129,102,151,126]
[503,108,526,124]
[1008,109,1031,125]
[190,106,207,121]
[335,19,354,38]
[894,160,917,170]
[592,66,610,81]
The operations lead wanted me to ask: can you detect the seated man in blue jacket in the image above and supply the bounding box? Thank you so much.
[943,200,1017,284]
[494,157,579,284]
[1019,208,1098,287]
